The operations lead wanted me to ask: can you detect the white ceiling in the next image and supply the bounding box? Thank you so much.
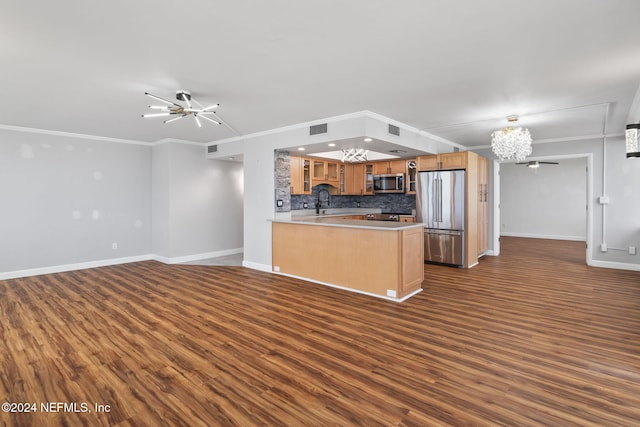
[2,1,640,155]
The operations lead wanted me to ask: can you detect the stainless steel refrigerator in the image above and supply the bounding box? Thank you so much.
[416,169,465,267]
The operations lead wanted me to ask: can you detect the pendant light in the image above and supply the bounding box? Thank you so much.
[626,123,640,158]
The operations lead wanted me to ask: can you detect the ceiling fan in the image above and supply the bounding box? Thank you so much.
[517,160,559,168]
[142,91,221,128]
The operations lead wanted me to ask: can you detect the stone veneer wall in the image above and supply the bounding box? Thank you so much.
[274,150,291,213]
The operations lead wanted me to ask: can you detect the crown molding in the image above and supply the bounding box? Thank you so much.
[0,123,152,146]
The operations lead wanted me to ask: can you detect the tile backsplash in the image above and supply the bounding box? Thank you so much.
[291,184,415,213]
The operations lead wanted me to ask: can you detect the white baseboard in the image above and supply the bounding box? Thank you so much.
[0,254,154,280]
[272,270,423,302]
[500,232,586,242]
[1,248,245,280]
[153,247,243,265]
[241,260,272,272]
[590,260,640,272]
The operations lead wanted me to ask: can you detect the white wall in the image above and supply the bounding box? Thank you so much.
[500,158,587,241]
[0,128,152,274]
[475,134,640,269]
[151,142,243,260]
[0,130,245,278]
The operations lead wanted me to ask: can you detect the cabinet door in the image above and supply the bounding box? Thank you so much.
[290,156,302,194]
[440,152,467,170]
[389,159,406,174]
[351,163,365,195]
[302,158,311,193]
[312,160,326,180]
[417,155,439,171]
[477,156,489,255]
[373,162,389,175]
[326,161,339,182]
[364,164,374,194]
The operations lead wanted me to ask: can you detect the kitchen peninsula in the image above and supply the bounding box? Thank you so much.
[271,213,424,302]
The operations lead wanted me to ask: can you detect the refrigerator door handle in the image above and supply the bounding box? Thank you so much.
[438,177,443,223]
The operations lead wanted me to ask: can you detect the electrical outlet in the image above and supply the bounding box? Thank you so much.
[276,199,283,208]
[112,242,118,250]
[600,243,607,252]
[273,266,280,272]
[630,246,636,255]
[386,289,397,298]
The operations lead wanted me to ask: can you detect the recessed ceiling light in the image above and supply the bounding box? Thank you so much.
[328,143,336,147]
[364,137,373,142]
[298,147,305,151]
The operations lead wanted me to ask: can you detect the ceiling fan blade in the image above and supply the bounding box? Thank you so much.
[164,114,187,124]
[194,114,202,128]
[145,92,181,107]
[539,161,559,165]
[199,114,221,125]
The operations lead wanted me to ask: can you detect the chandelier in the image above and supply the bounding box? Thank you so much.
[342,148,369,162]
[142,91,221,128]
[626,123,639,158]
[491,116,533,162]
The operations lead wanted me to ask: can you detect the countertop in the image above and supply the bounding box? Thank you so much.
[270,214,423,231]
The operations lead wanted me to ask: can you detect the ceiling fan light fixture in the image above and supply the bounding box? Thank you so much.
[491,115,533,162]
[143,90,222,129]
[626,123,640,158]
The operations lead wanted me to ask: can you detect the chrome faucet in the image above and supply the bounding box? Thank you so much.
[315,188,330,214]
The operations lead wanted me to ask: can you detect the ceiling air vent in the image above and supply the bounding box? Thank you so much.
[310,123,328,135]
[207,145,218,153]
[388,124,400,136]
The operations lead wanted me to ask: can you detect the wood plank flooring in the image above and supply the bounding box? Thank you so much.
[1,237,639,426]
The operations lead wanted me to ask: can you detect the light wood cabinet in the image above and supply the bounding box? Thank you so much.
[340,163,366,195]
[290,156,311,195]
[417,152,468,171]
[373,159,406,175]
[312,159,339,185]
[272,221,424,300]
[364,163,374,195]
[477,156,489,256]
[399,216,415,223]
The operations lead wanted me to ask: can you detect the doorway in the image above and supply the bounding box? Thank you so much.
[492,154,593,265]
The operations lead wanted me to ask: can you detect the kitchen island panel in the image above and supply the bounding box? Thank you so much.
[272,221,423,301]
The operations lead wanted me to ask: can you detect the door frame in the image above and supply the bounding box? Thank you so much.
[492,153,593,265]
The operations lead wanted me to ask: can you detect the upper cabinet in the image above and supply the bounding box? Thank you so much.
[373,159,406,175]
[290,156,311,195]
[340,163,365,195]
[417,152,467,171]
[312,159,339,185]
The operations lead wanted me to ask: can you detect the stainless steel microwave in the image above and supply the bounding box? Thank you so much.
[373,173,405,193]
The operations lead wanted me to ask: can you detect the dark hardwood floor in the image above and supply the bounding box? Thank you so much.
[1,237,639,426]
